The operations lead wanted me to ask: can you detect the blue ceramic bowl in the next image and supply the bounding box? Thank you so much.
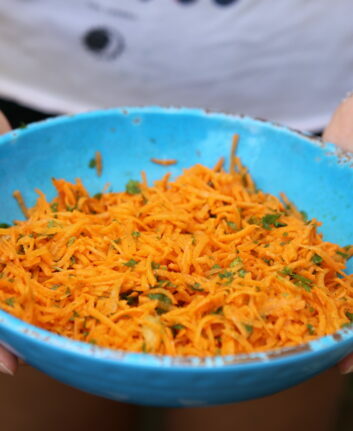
[0,107,352,407]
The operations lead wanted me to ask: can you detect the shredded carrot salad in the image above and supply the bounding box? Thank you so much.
[1,138,353,356]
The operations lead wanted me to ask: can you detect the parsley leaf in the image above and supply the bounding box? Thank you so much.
[238,269,247,278]
[311,254,323,265]
[337,251,349,259]
[88,158,96,169]
[148,293,172,305]
[151,262,160,270]
[4,297,15,307]
[307,324,315,335]
[190,282,204,292]
[123,259,139,268]
[226,221,237,231]
[0,223,11,228]
[230,257,242,267]
[244,324,253,334]
[346,311,353,322]
[50,202,58,213]
[67,236,76,247]
[125,180,141,195]
[131,231,141,238]
[262,213,287,230]
[211,306,224,315]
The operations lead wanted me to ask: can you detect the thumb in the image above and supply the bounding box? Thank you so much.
[0,111,11,134]
[323,93,353,152]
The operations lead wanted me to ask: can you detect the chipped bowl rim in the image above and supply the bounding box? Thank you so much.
[0,105,352,369]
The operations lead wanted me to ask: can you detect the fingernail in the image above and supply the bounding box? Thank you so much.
[0,361,14,376]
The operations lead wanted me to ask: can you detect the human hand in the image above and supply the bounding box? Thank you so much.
[0,111,18,376]
[323,94,353,374]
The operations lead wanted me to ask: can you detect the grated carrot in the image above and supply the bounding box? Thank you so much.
[13,190,28,218]
[1,135,353,356]
[151,158,177,166]
[95,151,103,177]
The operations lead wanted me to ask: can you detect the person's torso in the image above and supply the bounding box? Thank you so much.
[0,0,352,130]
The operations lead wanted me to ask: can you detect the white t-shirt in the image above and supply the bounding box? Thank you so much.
[0,0,352,130]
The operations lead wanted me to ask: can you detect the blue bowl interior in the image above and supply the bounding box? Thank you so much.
[0,107,352,406]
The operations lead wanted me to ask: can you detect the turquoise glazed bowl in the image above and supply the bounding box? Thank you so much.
[0,107,352,407]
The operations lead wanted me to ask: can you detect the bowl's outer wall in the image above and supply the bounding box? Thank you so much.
[0,107,352,406]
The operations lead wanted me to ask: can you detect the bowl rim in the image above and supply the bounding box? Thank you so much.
[0,105,352,370]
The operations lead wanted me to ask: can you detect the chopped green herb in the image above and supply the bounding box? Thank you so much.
[70,256,76,265]
[131,231,141,238]
[66,205,77,212]
[341,323,352,329]
[244,324,253,334]
[47,220,58,229]
[230,257,242,267]
[113,238,121,245]
[65,287,72,296]
[238,269,247,278]
[248,216,261,225]
[211,306,224,315]
[307,324,315,335]
[263,258,272,265]
[50,284,61,290]
[123,259,139,268]
[151,262,160,270]
[4,297,15,307]
[88,158,96,169]
[300,211,308,222]
[337,251,349,259]
[280,267,312,292]
[262,213,287,230]
[211,264,221,270]
[148,293,172,305]
[283,232,289,237]
[171,323,185,331]
[88,338,97,345]
[218,270,233,279]
[226,221,237,231]
[8,278,14,283]
[346,311,353,322]
[125,179,141,195]
[0,223,11,228]
[50,202,58,213]
[280,266,293,276]
[69,311,80,321]
[308,306,315,313]
[190,282,204,292]
[67,236,76,247]
[311,254,323,265]
[93,192,102,200]
[156,307,168,315]
[52,266,63,272]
